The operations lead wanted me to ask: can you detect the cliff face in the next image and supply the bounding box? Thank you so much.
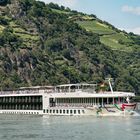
[0,0,140,94]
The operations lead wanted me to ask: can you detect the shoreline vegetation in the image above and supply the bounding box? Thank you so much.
[134,96,140,102]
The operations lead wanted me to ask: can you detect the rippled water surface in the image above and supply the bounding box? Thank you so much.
[0,114,140,140]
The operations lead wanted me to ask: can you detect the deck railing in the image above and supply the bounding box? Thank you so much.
[0,90,40,95]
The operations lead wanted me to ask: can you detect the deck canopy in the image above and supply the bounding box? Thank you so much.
[19,86,54,90]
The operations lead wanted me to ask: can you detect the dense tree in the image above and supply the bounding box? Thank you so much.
[0,0,10,6]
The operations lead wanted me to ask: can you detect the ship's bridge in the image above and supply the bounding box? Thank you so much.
[54,83,97,94]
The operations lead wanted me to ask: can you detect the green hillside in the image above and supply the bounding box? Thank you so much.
[51,8,136,52]
[76,20,115,35]
[0,0,140,94]
[50,6,138,50]
[77,20,133,51]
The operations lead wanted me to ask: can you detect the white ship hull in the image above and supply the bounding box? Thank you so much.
[0,110,43,115]
[0,105,137,116]
[0,82,138,116]
[42,104,137,116]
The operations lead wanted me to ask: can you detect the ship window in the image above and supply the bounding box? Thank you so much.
[46,109,49,113]
[103,98,107,104]
[70,110,72,114]
[50,110,52,113]
[63,110,65,114]
[67,110,69,114]
[53,110,55,113]
[99,98,102,105]
[60,110,62,114]
[43,109,45,113]
[56,110,58,113]
[108,98,113,104]
[74,110,76,114]
[78,110,80,114]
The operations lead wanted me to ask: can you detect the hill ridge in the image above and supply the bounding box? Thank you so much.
[0,0,140,94]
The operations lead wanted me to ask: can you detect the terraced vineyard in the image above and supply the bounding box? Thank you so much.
[76,20,134,52]
[76,20,115,35]
[51,8,136,52]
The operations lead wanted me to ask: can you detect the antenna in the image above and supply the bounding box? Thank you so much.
[105,78,114,94]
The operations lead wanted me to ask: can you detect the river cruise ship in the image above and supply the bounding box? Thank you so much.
[0,79,137,116]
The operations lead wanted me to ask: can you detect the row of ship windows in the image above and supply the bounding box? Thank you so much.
[2,112,39,115]
[43,109,85,114]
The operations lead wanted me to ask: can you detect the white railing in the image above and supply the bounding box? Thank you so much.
[0,90,40,95]
[54,89,96,94]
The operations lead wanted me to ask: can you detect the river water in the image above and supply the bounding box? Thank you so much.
[0,113,140,140]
